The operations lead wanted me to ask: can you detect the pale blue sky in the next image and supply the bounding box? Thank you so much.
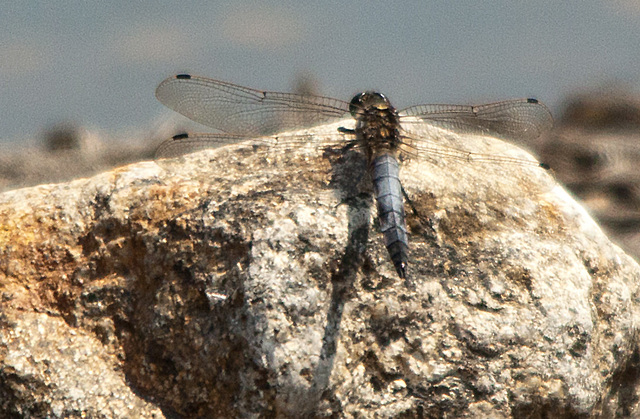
[1,1,638,143]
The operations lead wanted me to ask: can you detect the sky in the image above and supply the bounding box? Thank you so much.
[1,1,639,145]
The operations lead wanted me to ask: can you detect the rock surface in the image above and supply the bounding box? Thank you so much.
[1,122,640,418]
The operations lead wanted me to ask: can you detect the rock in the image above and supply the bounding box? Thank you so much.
[1,121,639,418]
[0,311,164,418]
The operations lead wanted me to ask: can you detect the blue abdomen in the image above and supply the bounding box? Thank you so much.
[370,154,409,278]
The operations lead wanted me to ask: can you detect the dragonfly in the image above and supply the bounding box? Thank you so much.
[155,74,553,279]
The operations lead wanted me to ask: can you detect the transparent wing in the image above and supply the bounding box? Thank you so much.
[156,74,351,136]
[155,133,252,160]
[155,132,354,161]
[397,132,545,168]
[399,99,553,144]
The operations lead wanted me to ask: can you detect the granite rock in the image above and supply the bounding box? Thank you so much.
[1,122,639,418]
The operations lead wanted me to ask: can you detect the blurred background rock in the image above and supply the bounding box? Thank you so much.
[0,123,156,192]
[535,84,640,260]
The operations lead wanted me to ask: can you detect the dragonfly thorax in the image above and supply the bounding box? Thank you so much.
[350,91,402,160]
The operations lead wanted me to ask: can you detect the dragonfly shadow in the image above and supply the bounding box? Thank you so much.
[325,146,374,279]
[305,147,373,411]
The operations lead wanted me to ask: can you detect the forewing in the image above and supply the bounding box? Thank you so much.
[399,99,553,144]
[155,74,351,136]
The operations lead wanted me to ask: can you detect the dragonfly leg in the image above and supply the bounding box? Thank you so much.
[337,126,356,135]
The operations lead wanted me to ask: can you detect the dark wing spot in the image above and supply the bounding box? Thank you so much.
[176,74,191,79]
[527,98,539,103]
[172,133,189,140]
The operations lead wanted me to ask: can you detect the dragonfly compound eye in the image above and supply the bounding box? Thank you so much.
[349,92,392,117]
[349,92,366,117]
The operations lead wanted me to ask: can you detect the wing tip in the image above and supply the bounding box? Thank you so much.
[156,74,192,100]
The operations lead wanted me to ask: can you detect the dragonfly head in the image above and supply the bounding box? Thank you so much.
[349,91,392,117]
